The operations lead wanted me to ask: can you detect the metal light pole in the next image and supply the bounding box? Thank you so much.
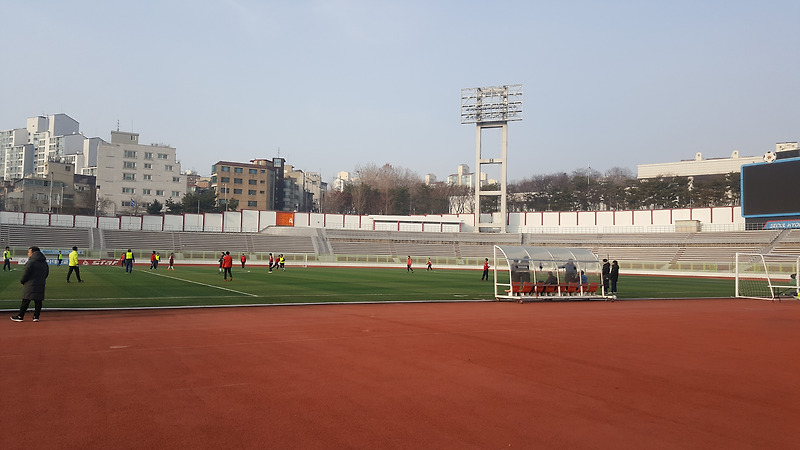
[48,171,53,213]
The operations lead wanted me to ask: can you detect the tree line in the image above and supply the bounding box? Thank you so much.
[321,164,740,215]
[138,163,740,216]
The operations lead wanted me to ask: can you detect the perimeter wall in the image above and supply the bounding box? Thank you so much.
[0,206,744,234]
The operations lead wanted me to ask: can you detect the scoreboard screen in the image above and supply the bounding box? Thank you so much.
[741,158,800,218]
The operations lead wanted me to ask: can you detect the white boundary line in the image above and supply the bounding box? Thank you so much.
[145,270,259,297]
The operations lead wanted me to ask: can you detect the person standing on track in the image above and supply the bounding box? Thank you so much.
[67,246,83,283]
[10,246,49,323]
[222,251,233,281]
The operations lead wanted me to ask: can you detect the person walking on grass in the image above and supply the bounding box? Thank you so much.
[407,256,414,273]
[3,246,12,271]
[240,253,247,269]
[481,258,490,281]
[222,251,233,281]
[168,253,175,270]
[268,253,274,273]
[279,254,285,271]
[427,258,433,271]
[10,246,49,322]
[67,246,83,283]
[57,250,63,267]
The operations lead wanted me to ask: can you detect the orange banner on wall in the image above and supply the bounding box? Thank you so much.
[276,212,295,227]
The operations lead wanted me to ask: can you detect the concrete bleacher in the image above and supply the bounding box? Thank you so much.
[3,225,91,249]
[3,223,798,272]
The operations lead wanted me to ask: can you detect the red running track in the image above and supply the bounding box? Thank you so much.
[2,299,799,449]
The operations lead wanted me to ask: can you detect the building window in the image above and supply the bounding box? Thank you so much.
[144,163,152,169]
[234,189,242,194]
[248,190,256,195]
[122,187,135,194]
[248,201,258,207]
[234,167,243,173]
[233,178,242,184]
[122,173,136,181]
[165,165,173,171]
[142,189,151,195]
[249,169,257,174]
[156,190,164,196]
[144,152,153,159]
[123,150,137,158]
[248,179,257,185]
[220,177,230,183]
[158,153,168,160]
[171,191,181,197]
[143,174,152,180]
[221,166,230,172]
[123,161,136,169]
[172,177,181,182]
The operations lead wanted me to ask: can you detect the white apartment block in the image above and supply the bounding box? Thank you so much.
[26,114,82,176]
[333,171,354,192]
[0,128,31,179]
[94,131,184,214]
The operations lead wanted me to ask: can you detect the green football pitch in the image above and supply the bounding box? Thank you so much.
[0,265,735,310]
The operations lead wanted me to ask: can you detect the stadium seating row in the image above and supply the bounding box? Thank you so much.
[0,224,795,268]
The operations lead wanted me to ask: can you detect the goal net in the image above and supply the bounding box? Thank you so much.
[735,252,800,301]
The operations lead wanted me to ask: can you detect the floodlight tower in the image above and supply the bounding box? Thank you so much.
[461,84,522,233]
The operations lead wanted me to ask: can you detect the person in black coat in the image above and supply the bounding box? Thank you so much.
[609,260,620,295]
[10,246,49,322]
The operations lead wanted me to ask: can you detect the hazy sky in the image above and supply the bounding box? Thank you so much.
[1,0,797,183]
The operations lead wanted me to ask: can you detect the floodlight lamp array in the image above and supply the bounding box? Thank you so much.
[461,84,523,124]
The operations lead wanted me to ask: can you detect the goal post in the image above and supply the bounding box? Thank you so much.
[735,252,800,301]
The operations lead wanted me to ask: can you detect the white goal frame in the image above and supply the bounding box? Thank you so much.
[735,252,800,301]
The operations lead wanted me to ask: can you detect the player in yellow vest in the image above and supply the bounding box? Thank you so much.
[67,246,83,283]
[123,249,135,273]
[3,247,11,271]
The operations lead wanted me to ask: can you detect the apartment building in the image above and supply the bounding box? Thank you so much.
[211,160,276,211]
[94,131,184,215]
[3,159,96,214]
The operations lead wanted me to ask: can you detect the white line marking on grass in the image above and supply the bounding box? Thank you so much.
[145,271,259,297]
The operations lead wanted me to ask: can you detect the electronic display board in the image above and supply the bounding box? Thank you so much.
[741,157,800,218]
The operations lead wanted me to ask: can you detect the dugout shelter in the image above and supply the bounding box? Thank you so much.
[493,246,605,302]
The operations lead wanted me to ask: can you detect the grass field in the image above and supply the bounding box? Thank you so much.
[0,264,736,310]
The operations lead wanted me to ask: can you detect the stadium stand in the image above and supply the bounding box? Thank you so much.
[2,222,797,274]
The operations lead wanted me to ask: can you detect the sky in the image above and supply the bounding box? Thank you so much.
[1,0,798,184]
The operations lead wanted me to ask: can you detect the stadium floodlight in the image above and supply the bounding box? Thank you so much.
[461,84,522,233]
[461,85,523,124]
